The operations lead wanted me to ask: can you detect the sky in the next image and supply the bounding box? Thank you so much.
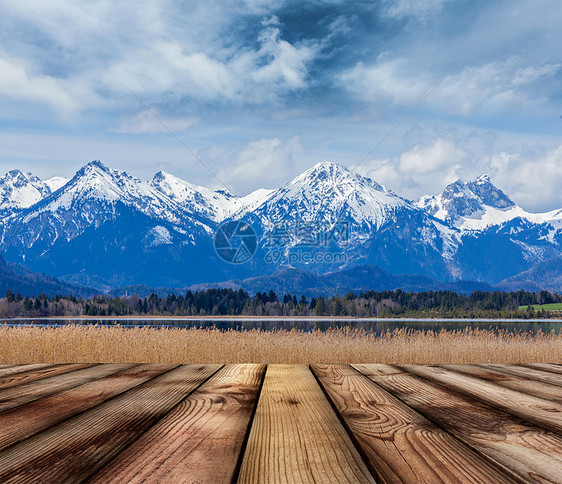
[0,0,561,211]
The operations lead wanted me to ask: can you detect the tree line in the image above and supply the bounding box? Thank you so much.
[0,288,560,319]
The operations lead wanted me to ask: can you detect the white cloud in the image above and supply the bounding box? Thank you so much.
[341,56,561,117]
[382,0,447,21]
[340,56,429,105]
[399,138,466,173]
[220,136,303,193]
[0,1,320,115]
[490,146,562,212]
[0,52,79,113]
[249,26,316,90]
[358,138,466,200]
[115,110,198,134]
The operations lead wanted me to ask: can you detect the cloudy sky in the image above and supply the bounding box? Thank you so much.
[0,0,561,211]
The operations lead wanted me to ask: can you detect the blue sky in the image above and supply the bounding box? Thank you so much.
[0,0,561,211]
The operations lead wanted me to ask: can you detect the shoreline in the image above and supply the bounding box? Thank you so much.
[2,316,562,323]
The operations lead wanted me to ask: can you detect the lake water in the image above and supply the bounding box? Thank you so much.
[2,318,562,334]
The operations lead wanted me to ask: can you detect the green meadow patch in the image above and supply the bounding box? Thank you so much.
[518,303,562,311]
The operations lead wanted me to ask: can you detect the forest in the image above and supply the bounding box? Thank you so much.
[0,288,561,319]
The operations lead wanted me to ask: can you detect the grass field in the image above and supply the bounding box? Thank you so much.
[0,325,560,364]
[518,303,562,311]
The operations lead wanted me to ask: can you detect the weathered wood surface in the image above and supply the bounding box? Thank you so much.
[0,363,92,391]
[479,363,562,387]
[0,363,560,483]
[0,364,174,452]
[0,364,220,483]
[441,363,562,403]
[400,364,562,434]
[311,364,516,483]
[520,363,562,375]
[354,364,562,484]
[239,365,374,484]
[91,364,265,484]
[0,363,137,413]
[0,364,52,378]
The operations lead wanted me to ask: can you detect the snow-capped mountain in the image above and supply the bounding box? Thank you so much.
[44,176,70,192]
[150,170,272,222]
[1,160,209,246]
[0,159,560,289]
[151,170,236,222]
[419,174,562,232]
[0,161,222,287]
[0,170,52,217]
[238,161,412,231]
[233,161,459,278]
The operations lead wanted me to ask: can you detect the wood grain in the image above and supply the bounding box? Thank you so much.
[519,363,562,375]
[441,364,562,403]
[238,364,375,484]
[0,363,92,391]
[479,364,562,387]
[400,365,562,435]
[0,364,176,452]
[0,364,220,483]
[91,364,266,484]
[354,364,562,484]
[312,364,515,484]
[0,364,52,378]
[0,363,135,413]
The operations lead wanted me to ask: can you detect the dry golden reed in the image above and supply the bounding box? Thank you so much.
[0,325,560,364]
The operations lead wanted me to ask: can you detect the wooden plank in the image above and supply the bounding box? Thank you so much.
[354,364,562,484]
[441,364,562,403]
[400,365,562,435]
[479,364,562,388]
[312,364,516,484]
[0,363,93,391]
[0,364,52,378]
[519,363,562,375]
[0,364,221,483]
[0,364,176,452]
[0,364,137,413]
[238,365,375,484]
[90,364,267,484]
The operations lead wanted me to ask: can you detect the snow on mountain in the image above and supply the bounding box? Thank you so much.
[29,160,194,225]
[151,170,235,222]
[418,175,561,232]
[1,158,560,288]
[151,170,273,222]
[240,161,412,231]
[466,174,514,209]
[1,160,212,256]
[0,169,52,217]
[44,176,70,192]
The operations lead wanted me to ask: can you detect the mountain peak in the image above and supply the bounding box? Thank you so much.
[0,169,52,215]
[292,161,387,192]
[82,159,110,172]
[467,175,514,209]
[151,169,238,221]
[6,169,25,178]
[419,174,518,229]
[311,160,347,171]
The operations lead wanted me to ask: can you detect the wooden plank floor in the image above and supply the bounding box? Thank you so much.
[0,364,560,483]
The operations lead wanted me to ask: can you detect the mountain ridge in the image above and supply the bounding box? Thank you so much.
[0,159,560,292]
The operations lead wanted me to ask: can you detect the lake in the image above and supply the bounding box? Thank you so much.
[2,317,562,334]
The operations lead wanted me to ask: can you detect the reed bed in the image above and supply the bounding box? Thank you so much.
[1,324,560,364]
